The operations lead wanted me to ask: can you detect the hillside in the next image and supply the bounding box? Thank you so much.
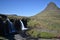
[27,2,60,38]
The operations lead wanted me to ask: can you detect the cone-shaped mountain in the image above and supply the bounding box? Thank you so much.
[45,2,59,10]
[31,2,60,18]
[30,2,60,30]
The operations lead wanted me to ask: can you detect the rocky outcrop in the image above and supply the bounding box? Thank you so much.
[0,14,29,40]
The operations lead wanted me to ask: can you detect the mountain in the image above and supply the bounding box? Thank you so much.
[27,2,60,38]
[30,2,60,20]
[31,2,60,17]
[45,2,59,10]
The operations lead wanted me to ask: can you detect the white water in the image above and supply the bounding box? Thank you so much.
[7,18,16,33]
[20,20,28,31]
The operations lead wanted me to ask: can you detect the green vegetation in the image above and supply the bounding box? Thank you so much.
[7,15,27,20]
[27,19,41,28]
[27,2,60,38]
[38,32,56,38]
[26,29,39,38]
[26,29,56,38]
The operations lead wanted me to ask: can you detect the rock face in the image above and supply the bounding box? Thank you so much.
[0,14,7,19]
[14,34,24,40]
[0,14,28,40]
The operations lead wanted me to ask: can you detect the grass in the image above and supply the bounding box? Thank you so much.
[27,5,60,38]
[38,32,56,38]
[26,29,39,38]
[26,29,56,38]
[27,19,41,28]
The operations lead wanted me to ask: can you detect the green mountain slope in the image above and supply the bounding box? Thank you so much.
[27,2,60,38]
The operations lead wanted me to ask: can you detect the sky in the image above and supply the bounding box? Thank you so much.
[0,0,60,17]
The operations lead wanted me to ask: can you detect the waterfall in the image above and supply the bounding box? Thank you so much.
[6,18,16,33]
[20,20,28,31]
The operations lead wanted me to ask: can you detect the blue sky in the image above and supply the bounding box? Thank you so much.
[0,0,60,17]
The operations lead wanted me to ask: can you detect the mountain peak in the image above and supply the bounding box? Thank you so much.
[45,2,59,10]
[48,2,56,5]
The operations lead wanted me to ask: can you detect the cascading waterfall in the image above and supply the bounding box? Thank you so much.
[20,20,28,31]
[6,18,16,33]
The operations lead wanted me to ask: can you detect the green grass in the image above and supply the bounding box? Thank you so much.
[26,29,56,38]
[26,29,39,38]
[27,4,60,38]
[38,32,56,38]
[27,19,41,28]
